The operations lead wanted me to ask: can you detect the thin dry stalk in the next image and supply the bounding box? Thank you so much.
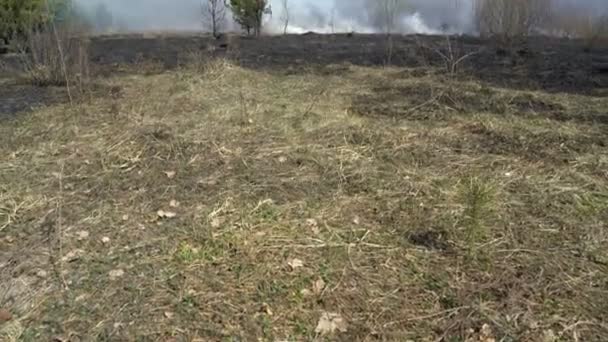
[385,35,394,66]
[238,87,249,125]
[302,87,326,118]
[76,39,92,100]
[51,162,69,291]
[44,0,72,105]
[280,0,290,35]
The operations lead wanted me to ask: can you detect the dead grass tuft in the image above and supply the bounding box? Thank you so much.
[17,28,91,97]
[181,51,235,80]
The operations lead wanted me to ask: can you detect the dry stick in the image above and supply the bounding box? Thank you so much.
[302,87,326,118]
[56,162,69,290]
[77,40,92,101]
[238,87,249,125]
[402,87,445,116]
[382,306,470,328]
[44,0,73,105]
[385,34,394,66]
[264,242,391,249]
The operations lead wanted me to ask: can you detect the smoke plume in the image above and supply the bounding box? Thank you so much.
[75,0,608,35]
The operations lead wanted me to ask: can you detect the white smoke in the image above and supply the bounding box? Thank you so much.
[402,12,439,34]
[265,12,437,35]
[74,0,607,35]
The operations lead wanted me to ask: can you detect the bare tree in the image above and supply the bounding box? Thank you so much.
[280,0,289,34]
[329,6,336,33]
[551,7,608,44]
[366,0,409,35]
[475,0,553,37]
[380,0,398,35]
[202,0,227,37]
[375,0,408,64]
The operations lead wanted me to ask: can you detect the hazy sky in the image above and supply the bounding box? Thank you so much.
[76,0,608,33]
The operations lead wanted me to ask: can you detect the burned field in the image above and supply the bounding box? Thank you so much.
[1,33,608,341]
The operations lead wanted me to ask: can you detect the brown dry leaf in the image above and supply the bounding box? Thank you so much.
[315,312,347,335]
[157,210,177,219]
[109,269,125,279]
[306,218,320,235]
[76,230,89,241]
[312,278,326,295]
[288,258,304,270]
[164,311,175,319]
[543,329,557,342]
[210,217,222,228]
[260,303,273,316]
[479,324,496,342]
[0,308,12,323]
[75,294,89,302]
[61,249,85,262]
[164,171,176,179]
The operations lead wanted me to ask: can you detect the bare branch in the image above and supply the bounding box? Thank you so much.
[280,0,289,35]
[202,0,227,37]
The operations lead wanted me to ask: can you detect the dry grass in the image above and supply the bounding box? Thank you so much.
[1,56,607,341]
[17,26,91,99]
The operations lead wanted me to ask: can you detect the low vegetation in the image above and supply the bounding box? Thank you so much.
[1,50,607,340]
[0,0,74,46]
[229,0,269,36]
[19,28,89,89]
